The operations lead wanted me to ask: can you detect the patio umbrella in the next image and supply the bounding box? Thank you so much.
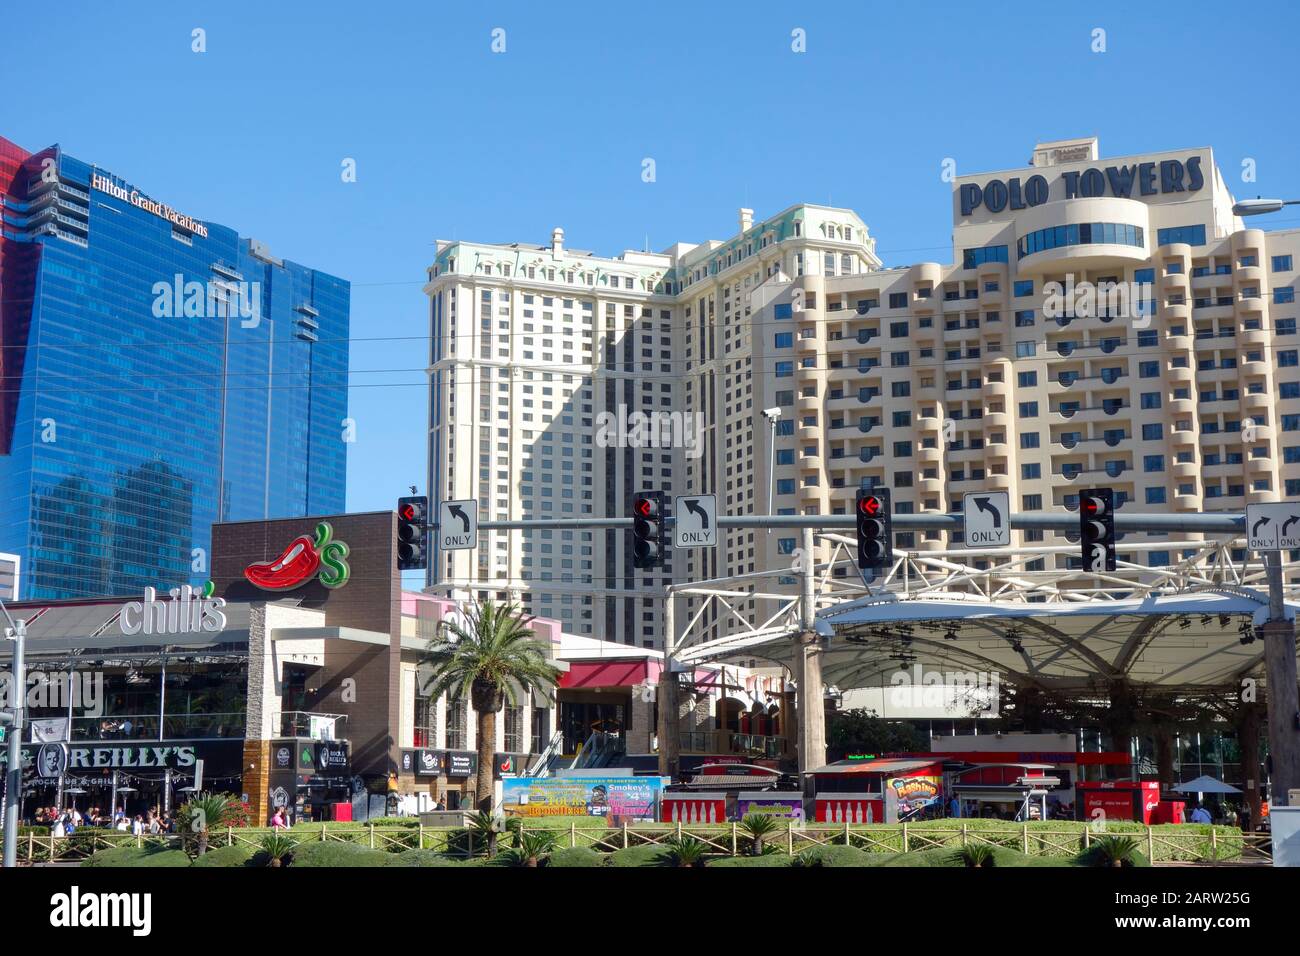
[1173,775,1241,795]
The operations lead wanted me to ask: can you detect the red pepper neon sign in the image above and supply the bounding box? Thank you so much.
[243,522,351,591]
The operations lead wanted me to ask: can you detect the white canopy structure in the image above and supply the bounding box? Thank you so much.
[669,532,1299,694]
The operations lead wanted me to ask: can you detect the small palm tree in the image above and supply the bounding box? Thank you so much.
[177,793,241,858]
[1087,835,1141,868]
[505,830,559,867]
[948,843,997,868]
[259,832,297,868]
[663,835,709,868]
[466,811,502,859]
[421,601,563,810]
[739,813,782,857]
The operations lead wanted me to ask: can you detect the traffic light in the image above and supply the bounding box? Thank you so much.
[396,495,428,570]
[1079,487,1116,573]
[631,491,666,569]
[855,488,893,569]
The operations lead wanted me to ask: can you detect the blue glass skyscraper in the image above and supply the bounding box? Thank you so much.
[0,135,349,599]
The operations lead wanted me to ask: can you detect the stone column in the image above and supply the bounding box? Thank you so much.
[795,631,826,774]
[1261,620,1300,806]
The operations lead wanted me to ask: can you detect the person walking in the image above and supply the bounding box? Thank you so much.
[271,806,288,830]
[1189,802,1213,824]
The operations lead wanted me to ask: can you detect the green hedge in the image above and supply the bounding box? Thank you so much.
[287,842,391,868]
[385,849,467,867]
[190,844,262,868]
[80,845,191,868]
[545,847,607,868]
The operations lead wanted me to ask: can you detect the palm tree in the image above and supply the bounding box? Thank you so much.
[1085,835,1142,868]
[177,793,241,858]
[259,832,297,868]
[948,843,997,868]
[662,835,709,868]
[421,600,563,810]
[505,830,559,868]
[739,812,781,856]
[466,810,502,859]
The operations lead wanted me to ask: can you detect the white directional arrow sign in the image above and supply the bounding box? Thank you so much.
[963,491,1010,548]
[674,494,717,549]
[438,499,478,551]
[1245,501,1300,552]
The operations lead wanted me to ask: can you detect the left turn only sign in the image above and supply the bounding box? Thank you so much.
[439,500,478,550]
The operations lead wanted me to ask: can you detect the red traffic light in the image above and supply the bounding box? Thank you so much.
[401,504,416,520]
[636,498,653,517]
[858,495,881,516]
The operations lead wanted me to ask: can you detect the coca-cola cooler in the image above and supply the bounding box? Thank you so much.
[1076,781,1162,823]
[329,802,353,822]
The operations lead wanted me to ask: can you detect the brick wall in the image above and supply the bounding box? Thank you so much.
[214,511,402,777]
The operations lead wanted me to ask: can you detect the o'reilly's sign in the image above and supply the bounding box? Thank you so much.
[7,743,203,771]
[960,155,1205,216]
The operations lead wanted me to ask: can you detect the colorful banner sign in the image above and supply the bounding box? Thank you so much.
[735,793,804,820]
[501,776,666,823]
[889,775,942,815]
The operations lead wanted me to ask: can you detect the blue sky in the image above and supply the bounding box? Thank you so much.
[4,0,1299,585]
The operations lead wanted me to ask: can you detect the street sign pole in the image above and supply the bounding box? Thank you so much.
[3,614,26,869]
[1263,549,1300,807]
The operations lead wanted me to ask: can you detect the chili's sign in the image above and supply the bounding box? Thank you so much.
[244,522,350,591]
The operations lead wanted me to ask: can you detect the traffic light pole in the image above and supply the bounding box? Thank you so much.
[1263,550,1300,807]
[794,526,826,774]
[655,596,679,780]
[2,606,26,869]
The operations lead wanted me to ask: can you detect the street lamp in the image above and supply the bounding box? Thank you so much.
[1232,197,1300,217]
[761,408,782,531]
[2,607,26,869]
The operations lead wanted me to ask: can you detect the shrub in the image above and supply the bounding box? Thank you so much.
[1077,836,1148,868]
[81,845,190,868]
[709,854,791,868]
[259,833,298,867]
[190,843,260,868]
[607,844,671,868]
[948,843,997,868]
[502,830,559,867]
[385,849,467,867]
[738,813,783,857]
[546,847,607,868]
[661,836,709,868]
[792,845,878,868]
[287,841,390,868]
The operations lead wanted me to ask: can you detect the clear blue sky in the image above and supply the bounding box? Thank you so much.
[4,0,1298,585]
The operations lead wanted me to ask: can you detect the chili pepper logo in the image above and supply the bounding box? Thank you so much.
[243,522,351,591]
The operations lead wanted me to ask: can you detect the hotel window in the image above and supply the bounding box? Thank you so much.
[889,292,908,308]
[1281,350,1300,368]
[1014,280,1033,297]
[962,244,1008,269]
[504,705,525,753]
[1278,318,1297,335]
[1156,224,1206,247]
[1015,341,1036,358]
[1014,311,1035,327]
[446,697,468,750]
[414,694,438,748]
[1275,287,1296,304]
[1273,255,1293,272]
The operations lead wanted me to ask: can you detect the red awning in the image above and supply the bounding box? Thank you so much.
[558,660,650,689]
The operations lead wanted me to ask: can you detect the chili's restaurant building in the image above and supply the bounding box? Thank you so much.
[0,509,778,821]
